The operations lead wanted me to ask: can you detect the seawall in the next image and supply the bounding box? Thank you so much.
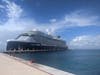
[0,53,75,75]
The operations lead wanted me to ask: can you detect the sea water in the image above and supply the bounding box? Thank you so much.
[13,50,100,75]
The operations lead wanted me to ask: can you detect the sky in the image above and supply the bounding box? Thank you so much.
[0,0,100,50]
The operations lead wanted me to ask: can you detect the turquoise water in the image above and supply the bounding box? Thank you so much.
[13,50,100,75]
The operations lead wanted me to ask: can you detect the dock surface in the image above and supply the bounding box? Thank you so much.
[0,53,74,75]
[0,53,51,75]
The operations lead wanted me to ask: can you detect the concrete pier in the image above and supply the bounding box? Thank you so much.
[0,53,74,75]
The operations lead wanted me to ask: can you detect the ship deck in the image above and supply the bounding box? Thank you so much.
[4,49,66,53]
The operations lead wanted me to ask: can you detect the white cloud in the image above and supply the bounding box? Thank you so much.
[49,18,57,23]
[0,0,52,32]
[65,10,99,26]
[6,1,22,19]
[0,1,99,32]
[0,0,24,31]
[43,10,100,33]
[69,35,100,49]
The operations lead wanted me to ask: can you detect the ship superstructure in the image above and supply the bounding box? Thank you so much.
[6,31,68,51]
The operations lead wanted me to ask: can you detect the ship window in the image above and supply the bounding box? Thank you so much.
[17,36,29,40]
[17,36,35,42]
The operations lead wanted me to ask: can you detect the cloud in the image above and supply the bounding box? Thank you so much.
[5,0,22,19]
[49,10,100,32]
[0,0,100,32]
[0,0,24,31]
[65,10,99,26]
[49,18,57,23]
[41,10,100,34]
[69,35,100,49]
[0,0,52,32]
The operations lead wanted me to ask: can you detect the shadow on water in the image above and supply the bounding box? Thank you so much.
[8,50,100,75]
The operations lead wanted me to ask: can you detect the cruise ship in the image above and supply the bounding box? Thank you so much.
[6,30,68,51]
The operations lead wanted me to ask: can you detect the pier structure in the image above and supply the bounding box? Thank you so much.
[0,53,50,75]
[0,53,74,75]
